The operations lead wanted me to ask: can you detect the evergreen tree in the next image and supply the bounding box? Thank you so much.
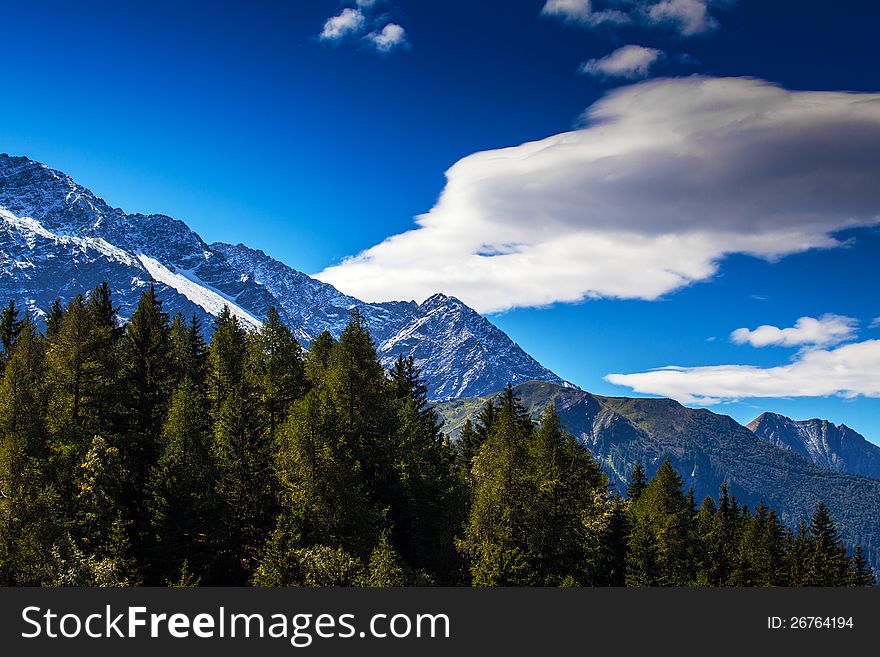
[0,299,22,374]
[805,502,850,586]
[848,545,876,587]
[527,404,606,585]
[248,307,305,437]
[458,385,535,585]
[626,461,648,500]
[388,355,461,580]
[45,298,64,341]
[169,313,207,387]
[0,319,59,585]
[208,307,275,582]
[362,529,407,587]
[148,377,218,583]
[325,310,395,508]
[628,459,694,586]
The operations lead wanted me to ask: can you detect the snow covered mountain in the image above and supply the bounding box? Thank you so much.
[748,412,880,480]
[210,242,568,399]
[0,154,566,399]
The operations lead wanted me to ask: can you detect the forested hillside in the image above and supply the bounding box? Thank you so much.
[0,286,873,587]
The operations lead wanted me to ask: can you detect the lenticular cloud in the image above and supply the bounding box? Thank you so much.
[317,76,880,313]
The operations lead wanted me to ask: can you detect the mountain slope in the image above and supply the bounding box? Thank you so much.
[211,242,568,399]
[748,412,880,480]
[0,154,566,400]
[437,381,880,568]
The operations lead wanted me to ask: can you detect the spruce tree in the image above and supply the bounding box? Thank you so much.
[208,307,275,582]
[0,319,59,585]
[0,299,22,374]
[148,377,218,583]
[848,545,876,587]
[528,404,606,585]
[628,459,694,586]
[626,461,648,500]
[248,306,305,437]
[805,502,850,586]
[388,355,460,580]
[458,385,535,585]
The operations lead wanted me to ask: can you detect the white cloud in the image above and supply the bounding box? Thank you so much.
[367,23,407,53]
[316,77,880,313]
[320,8,366,41]
[606,339,880,405]
[541,0,630,26]
[356,0,380,7]
[731,314,859,348]
[872,317,880,329]
[542,0,725,35]
[581,45,665,79]
[647,0,717,35]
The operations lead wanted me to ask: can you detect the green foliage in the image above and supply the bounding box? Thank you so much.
[0,286,872,588]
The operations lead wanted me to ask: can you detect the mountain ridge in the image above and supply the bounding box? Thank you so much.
[0,153,566,400]
[748,412,880,481]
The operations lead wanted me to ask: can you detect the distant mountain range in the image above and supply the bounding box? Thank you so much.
[0,154,566,400]
[748,413,880,480]
[437,381,880,568]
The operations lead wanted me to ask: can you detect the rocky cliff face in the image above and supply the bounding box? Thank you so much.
[748,412,880,480]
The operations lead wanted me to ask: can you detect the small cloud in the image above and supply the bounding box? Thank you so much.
[606,338,880,405]
[320,8,366,42]
[541,0,630,26]
[647,0,718,36]
[542,0,725,36]
[871,317,880,329]
[705,336,717,342]
[731,314,858,348]
[581,45,665,79]
[367,23,408,53]
[750,294,769,301]
[356,0,380,6]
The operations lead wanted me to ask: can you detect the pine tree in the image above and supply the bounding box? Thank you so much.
[744,501,787,587]
[248,306,305,438]
[628,459,694,586]
[528,404,606,585]
[387,355,460,580]
[148,377,218,583]
[325,310,395,508]
[458,385,535,586]
[115,285,172,553]
[362,530,407,587]
[273,387,378,557]
[0,299,22,374]
[0,319,59,585]
[455,419,481,479]
[73,436,131,569]
[304,330,335,383]
[626,461,648,500]
[169,313,207,387]
[208,307,275,582]
[118,285,172,447]
[786,521,810,586]
[848,545,876,587]
[805,502,850,586]
[45,298,64,341]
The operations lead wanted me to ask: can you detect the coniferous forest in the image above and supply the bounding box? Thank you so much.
[0,284,875,587]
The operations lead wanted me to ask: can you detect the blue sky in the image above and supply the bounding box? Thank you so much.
[2,0,880,441]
